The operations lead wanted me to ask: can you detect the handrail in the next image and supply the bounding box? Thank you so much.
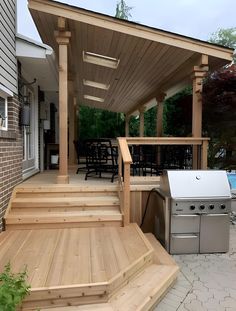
[126,137,210,145]
[117,138,132,163]
[117,136,209,226]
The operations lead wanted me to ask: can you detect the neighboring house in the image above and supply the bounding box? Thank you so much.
[0,1,57,230]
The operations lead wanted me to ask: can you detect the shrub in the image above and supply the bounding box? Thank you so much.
[0,263,30,311]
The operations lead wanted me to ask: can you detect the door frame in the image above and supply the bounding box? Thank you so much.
[22,82,39,180]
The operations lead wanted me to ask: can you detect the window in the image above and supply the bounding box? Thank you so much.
[0,95,7,130]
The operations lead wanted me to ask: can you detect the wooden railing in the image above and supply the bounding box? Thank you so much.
[117,137,209,226]
[117,138,132,226]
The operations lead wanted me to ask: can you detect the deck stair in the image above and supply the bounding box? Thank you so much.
[4,185,123,229]
[1,184,179,310]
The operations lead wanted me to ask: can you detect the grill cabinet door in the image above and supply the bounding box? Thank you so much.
[171,215,200,233]
[200,214,230,253]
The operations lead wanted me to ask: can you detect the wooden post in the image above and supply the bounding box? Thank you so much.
[68,95,74,165]
[55,19,71,184]
[68,96,77,165]
[139,107,145,137]
[118,146,122,180]
[156,93,166,137]
[123,162,130,226]
[192,55,208,169]
[201,140,209,169]
[75,100,79,141]
[125,114,130,137]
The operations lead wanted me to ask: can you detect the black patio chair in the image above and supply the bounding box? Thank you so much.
[74,140,87,174]
[84,139,118,182]
[142,145,162,176]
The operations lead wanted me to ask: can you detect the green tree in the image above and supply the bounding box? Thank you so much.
[115,0,133,20]
[144,106,157,136]
[129,115,139,136]
[164,87,192,137]
[209,27,236,62]
[203,64,236,168]
[79,106,125,139]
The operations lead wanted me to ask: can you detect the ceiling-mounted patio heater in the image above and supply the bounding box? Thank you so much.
[20,97,30,126]
[18,77,36,127]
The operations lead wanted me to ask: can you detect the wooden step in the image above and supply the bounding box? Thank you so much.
[16,191,118,198]
[38,234,178,311]
[6,208,123,229]
[145,233,177,266]
[109,264,179,310]
[39,265,178,311]
[15,185,118,198]
[11,196,119,208]
[40,305,113,311]
[5,185,122,229]
[10,205,119,213]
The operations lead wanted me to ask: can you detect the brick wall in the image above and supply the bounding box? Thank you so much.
[0,96,23,231]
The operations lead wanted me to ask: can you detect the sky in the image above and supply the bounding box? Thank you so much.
[17,0,236,43]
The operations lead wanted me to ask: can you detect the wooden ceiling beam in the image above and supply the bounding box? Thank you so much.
[128,53,209,115]
[28,0,233,61]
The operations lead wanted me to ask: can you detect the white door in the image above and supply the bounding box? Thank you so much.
[22,88,38,178]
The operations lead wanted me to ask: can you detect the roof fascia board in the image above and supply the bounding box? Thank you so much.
[28,0,233,61]
[16,33,53,53]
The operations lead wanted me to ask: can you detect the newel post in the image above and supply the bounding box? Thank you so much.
[55,17,71,184]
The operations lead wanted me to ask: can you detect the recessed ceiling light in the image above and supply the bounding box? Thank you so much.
[84,95,105,102]
[83,79,110,90]
[83,51,120,69]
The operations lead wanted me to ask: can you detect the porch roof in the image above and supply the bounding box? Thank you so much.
[28,0,233,114]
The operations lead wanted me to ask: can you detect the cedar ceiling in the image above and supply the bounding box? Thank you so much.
[28,0,233,114]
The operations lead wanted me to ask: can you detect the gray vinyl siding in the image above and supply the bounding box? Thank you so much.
[0,0,17,94]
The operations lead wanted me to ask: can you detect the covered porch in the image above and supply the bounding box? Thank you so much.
[28,0,233,185]
[1,1,234,310]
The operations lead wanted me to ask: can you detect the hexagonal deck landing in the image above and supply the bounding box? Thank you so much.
[0,224,178,310]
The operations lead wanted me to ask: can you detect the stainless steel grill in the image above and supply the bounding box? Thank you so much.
[152,170,231,254]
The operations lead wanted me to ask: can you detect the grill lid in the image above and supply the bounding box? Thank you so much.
[161,170,231,199]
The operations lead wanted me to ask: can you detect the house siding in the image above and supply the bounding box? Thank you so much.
[0,1,22,231]
[0,0,18,94]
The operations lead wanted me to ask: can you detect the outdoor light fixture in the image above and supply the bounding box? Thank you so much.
[83,79,110,90]
[84,95,105,102]
[83,51,120,69]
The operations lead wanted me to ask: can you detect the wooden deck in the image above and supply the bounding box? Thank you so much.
[22,167,120,186]
[1,173,178,310]
[0,225,151,287]
[37,233,179,311]
[0,224,178,310]
[21,168,160,190]
[0,225,178,310]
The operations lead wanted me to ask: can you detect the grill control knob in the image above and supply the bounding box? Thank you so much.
[199,205,205,210]
[220,204,226,210]
[209,204,214,210]
[190,205,195,210]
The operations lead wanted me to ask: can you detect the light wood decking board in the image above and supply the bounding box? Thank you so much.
[0,225,149,289]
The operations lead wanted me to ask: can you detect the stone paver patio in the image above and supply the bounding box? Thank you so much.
[155,225,236,311]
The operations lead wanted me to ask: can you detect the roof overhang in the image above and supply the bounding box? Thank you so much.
[28,0,233,114]
[16,34,58,92]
